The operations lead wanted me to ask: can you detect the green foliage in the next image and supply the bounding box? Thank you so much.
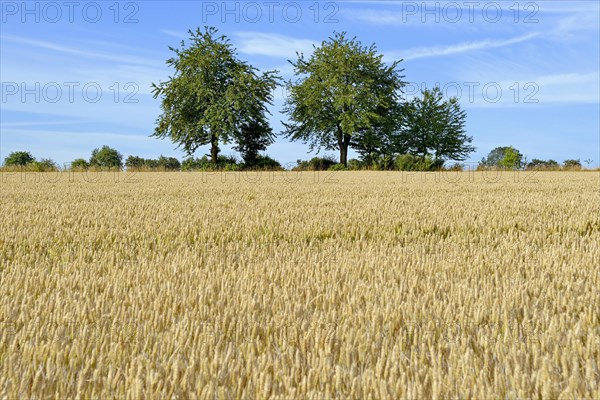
[4,151,35,166]
[152,26,279,164]
[234,114,276,167]
[89,145,123,170]
[158,156,181,171]
[329,163,347,171]
[447,162,465,171]
[562,159,582,170]
[526,159,560,170]
[181,155,239,171]
[500,147,522,170]
[347,159,365,170]
[479,146,524,170]
[33,158,59,172]
[71,158,89,170]
[283,32,405,166]
[398,87,474,165]
[293,156,338,171]
[395,154,439,171]
[126,156,181,171]
[125,156,145,170]
[371,154,396,171]
[245,154,282,170]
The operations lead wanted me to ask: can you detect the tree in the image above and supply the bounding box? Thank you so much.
[89,145,123,169]
[125,156,145,170]
[152,26,279,164]
[283,32,405,166]
[350,104,401,166]
[34,158,58,171]
[562,159,582,170]
[157,156,181,171]
[398,87,474,167]
[3,151,35,166]
[233,119,275,167]
[479,146,524,170]
[71,158,89,170]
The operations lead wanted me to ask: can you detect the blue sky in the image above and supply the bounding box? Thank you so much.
[1,1,599,168]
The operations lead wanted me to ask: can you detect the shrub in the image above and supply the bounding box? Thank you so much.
[294,156,337,171]
[526,159,560,170]
[182,155,240,171]
[33,158,59,172]
[246,155,282,170]
[395,154,440,171]
[347,159,365,171]
[372,155,395,171]
[157,156,181,171]
[447,163,464,171]
[562,159,582,170]
[71,159,90,170]
[329,163,347,171]
[125,156,145,170]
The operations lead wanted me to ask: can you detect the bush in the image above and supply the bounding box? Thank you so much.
[125,156,145,170]
[447,163,464,171]
[526,159,560,170]
[182,155,240,171]
[4,151,35,167]
[562,159,582,170]
[33,158,59,172]
[395,154,440,171]
[157,156,181,171]
[246,155,282,170]
[347,159,365,170]
[372,155,395,171]
[71,158,89,170]
[329,163,347,171]
[294,156,337,171]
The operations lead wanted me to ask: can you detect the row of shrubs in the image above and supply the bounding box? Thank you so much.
[293,155,588,172]
[1,149,591,172]
[294,155,462,171]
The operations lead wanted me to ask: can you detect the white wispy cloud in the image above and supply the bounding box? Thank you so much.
[1,34,161,68]
[386,33,540,61]
[161,29,187,40]
[234,32,317,59]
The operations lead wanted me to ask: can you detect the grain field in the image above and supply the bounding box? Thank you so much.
[1,170,599,398]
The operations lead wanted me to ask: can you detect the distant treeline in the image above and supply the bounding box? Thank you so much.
[1,146,594,172]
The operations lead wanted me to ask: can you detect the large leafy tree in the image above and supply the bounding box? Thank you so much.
[152,27,279,164]
[398,87,474,167]
[283,32,405,166]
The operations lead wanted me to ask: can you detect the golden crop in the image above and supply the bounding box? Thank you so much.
[1,170,599,399]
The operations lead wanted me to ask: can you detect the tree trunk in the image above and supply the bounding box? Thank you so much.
[210,134,219,164]
[337,126,351,167]
[340,145,348,167]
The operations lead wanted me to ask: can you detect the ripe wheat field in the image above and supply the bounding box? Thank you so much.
[1,170,599,399]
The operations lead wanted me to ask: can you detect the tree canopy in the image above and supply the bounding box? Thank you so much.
[398,87,474,167]
[89,145,124,169]
[283,32,405,166]
[4,151,35,166]
[479,146,524,170]
[152,26,279,164]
